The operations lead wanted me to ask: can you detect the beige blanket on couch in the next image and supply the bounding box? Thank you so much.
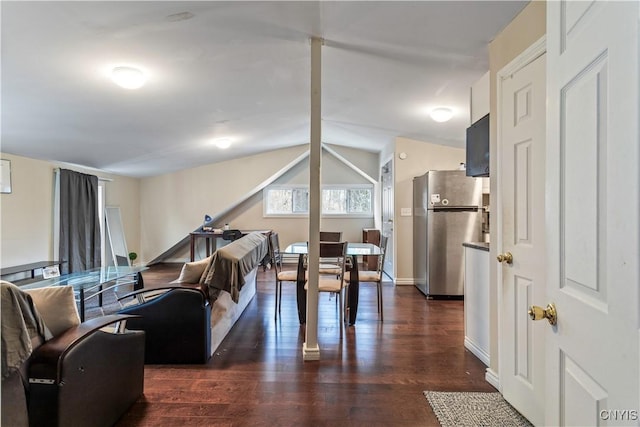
[202,232,269,303]
[1,281,51,380]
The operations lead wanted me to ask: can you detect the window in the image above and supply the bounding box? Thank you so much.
[264,184,373,217]
[265,187,309,215]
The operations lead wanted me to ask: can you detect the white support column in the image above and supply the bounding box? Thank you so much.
[303,37,323,361]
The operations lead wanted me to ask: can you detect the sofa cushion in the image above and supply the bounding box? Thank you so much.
[24,286,80,336]
[172,256,212,284]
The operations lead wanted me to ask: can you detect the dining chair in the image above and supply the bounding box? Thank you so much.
[319,231,342,242]
[344,235,388,321]
[270,232,298,319]
[318,231,344,274]
[306,241,348,338]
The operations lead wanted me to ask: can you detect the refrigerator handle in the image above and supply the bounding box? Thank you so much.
[429,206,479,212]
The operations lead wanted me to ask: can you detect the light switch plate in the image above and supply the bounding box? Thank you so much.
[401,208,412,216]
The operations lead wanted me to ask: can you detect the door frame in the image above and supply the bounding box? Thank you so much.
[495,35,546,392]
[380,157,394,281]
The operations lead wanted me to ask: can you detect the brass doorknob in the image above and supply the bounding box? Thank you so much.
[496,252,513,264]
[528,303,557,326]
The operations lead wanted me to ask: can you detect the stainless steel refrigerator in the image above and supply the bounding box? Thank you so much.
[413,170,482,297]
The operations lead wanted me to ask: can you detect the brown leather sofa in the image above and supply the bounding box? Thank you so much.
[1,282,145,427]
[28,315,145,427]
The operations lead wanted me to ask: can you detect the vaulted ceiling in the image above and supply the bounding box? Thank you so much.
[1,1,527,177]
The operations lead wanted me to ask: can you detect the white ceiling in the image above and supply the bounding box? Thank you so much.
[1,1,527,178]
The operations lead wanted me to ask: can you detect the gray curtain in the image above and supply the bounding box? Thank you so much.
[59,169,101,274]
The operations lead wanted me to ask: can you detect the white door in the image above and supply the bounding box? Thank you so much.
[498,47,547,426]
[545,1,639,425]
[381,160,394,278]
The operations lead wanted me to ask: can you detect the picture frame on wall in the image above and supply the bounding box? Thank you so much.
[1,159,11,194]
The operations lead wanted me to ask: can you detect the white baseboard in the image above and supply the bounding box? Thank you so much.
[394,278,414,286]
[464,337,490,366]
[485,368,500,391]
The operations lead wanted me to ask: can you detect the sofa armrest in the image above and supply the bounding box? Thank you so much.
[28,314,140,383]
[118,285,204,303]
[117,287,211,364]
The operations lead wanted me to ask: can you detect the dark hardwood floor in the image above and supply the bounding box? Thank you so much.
[116,263,495,426]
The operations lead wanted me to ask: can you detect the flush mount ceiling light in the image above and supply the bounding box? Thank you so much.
[111,66,146,89]
[213,138,231,149]
[430,107,454,123]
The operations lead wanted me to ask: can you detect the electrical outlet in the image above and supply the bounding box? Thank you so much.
[401,208,412,216]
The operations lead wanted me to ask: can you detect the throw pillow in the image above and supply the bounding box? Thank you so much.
[24,286,80,336]
[172,256,211,284]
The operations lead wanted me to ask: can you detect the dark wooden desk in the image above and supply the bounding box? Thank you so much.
[190,231,220,261]
[1,260,66,280]
[189,230,272,261]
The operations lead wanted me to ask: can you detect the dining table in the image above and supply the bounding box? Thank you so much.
[283,242,383,325]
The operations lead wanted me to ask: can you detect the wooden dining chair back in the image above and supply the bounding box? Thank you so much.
[345,235,388,321]
[269,232,298,319]
[307,241,348,338]
[317,231,344,274]
[319,231,343,242]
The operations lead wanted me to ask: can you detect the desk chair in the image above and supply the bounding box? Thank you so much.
[222,229,243,241]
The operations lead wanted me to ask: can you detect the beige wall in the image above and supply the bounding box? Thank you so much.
[1,146,378,270]
[139,145,379,263]
[0,152,140,268]
[393,137,466,283]
[488,0,546,378]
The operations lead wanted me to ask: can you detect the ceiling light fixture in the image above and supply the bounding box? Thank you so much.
[111,66,146,89]
[430,107,454,123]
[213,138,231,149]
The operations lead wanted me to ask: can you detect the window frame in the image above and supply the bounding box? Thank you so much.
[263,185,310,218]
[263,184,374,218]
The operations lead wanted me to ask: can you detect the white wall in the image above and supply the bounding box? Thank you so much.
[392,137,466,284]
[0,153,140,268]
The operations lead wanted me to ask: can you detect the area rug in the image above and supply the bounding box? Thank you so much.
[424,391,533,427]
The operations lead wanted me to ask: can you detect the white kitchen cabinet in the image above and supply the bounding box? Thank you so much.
[463,243,490,366]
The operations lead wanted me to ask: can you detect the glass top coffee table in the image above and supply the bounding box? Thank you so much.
[20,265,148,321]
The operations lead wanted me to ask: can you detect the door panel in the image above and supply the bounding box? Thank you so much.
[560,352,608,426]
[499,50,546,426]
[514,140,532,245]
[546,1,639,424]
[562,56,606,297]
[514,275,533,382]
